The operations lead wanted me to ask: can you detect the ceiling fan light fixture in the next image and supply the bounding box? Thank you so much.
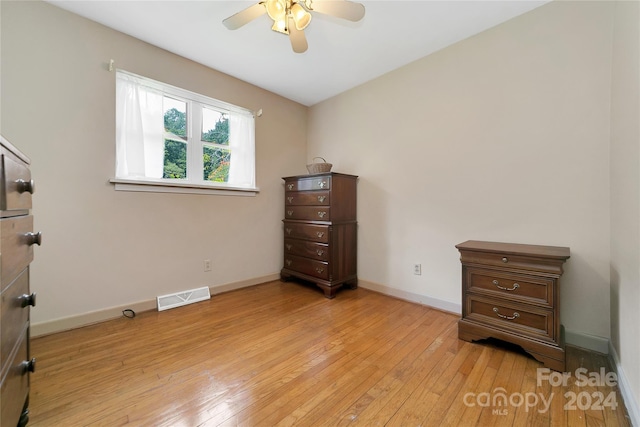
[265,0,286,21]
[271,18,288,34]
[291,2,311,30]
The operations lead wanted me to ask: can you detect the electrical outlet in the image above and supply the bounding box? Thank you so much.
[413,264,422,275]
[204,259,212,272]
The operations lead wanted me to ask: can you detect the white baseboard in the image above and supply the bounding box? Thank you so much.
[564,328,610,354]
[31,273,281,337]
[358,279,462,315]
[609,342,640,427]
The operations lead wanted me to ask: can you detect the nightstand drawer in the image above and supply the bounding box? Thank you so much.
[466,268,554,307]
[283,222,329,243]
[1,153,32,212]
[283,255,329,280]
[0,330,29,427]
[1,215,37,288]
[285,191,330,206]
[285,239,329,261]
[285,206,331,221]
[465,295,555,342]
[1,269,30,368]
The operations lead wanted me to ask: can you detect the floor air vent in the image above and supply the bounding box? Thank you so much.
[157,286,211,311]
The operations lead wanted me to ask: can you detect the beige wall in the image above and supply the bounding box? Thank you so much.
[309,1,613,345]
[0,1,307,328]
[610,0,640,419]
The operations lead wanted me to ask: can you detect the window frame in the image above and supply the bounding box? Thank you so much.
[111,70,259,196]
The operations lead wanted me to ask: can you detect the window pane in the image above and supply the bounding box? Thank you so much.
[164,97,187,141]
[203,146,230,182]
[202,108,229,145]
[163,139,187,179]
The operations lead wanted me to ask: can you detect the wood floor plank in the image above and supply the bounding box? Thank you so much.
[27,281,632,427]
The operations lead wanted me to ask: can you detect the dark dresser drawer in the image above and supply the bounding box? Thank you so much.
[285,191,330,206]
[284,255,329,280]
[283,222,329,243]
[285,206,331,221]
[466,267,554,307]
[284,239,329,261]
[285,176,331,192]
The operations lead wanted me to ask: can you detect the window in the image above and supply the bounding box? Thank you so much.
[113,71,257,194]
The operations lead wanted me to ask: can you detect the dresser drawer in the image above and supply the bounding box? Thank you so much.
[1,269,30,368]
[465,295,555,342]
[459,248,567,275]
[466,268,554,307]
[1,330,29,427]
[285,239,329,261]
[0,153,33,212]
[1,215,37,288]
[285,206,331,221]
[283,222,329,243]
[285,176,331,192]
[283,255,329,280]
[285,191,330,206]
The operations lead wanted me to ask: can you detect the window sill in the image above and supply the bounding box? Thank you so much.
[109,178,259,196]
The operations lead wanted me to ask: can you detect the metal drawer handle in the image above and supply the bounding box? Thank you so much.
[285,228,292,235]
[287,210,293,217]
[315,267,324,274]
[318,181,327,188]
[317,196,326,203]
[287,196,293,204]
[317,249,324,256]
[25,231,43,246]
[21,358,36,374]
[316,232,325,238]
[285,244,292,251]
[492,280,519,291]
[20,292,36,308]
[317,211,326,218]
[502,257,508,263]
[16,179,35,194]
[287,183,294,190]
[493,307,519,320]
[286,259,292,266]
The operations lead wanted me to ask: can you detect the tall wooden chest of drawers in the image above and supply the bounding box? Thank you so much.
[456,240,570,371]
[0,136,39,427]
[281,172,357,298]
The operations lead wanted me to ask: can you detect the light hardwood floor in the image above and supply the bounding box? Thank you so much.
[29,280,631,426]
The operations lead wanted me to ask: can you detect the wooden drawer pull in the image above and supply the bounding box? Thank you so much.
[492,280,519,291]
[493,307,519,320]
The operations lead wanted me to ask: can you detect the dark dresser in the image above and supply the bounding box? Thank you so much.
[0,136,39,427]
[281,172,357,298]
[456,240,569,371]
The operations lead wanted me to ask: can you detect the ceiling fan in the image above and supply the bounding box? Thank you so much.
[222,0,366,54]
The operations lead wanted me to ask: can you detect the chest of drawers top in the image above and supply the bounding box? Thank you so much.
[283,173,357,223]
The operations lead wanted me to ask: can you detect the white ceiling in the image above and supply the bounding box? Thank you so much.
[46,0,549,106]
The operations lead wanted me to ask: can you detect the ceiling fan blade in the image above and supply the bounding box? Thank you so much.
[288,17,308,53]
[223,3,266,30]
[307,0,365,22]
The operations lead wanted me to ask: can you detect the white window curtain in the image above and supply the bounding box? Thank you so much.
[228,111,256,188]
[115,73,164,179]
